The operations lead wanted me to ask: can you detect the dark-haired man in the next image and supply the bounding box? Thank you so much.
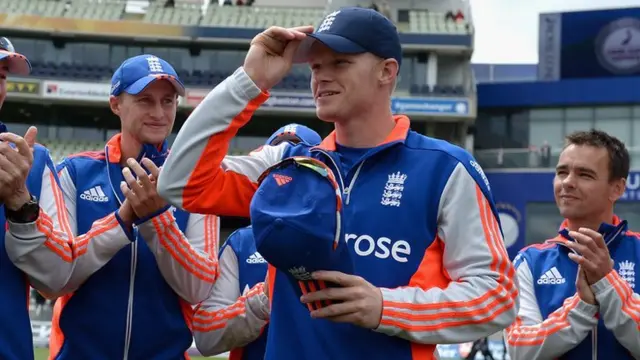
[506,129,640,359]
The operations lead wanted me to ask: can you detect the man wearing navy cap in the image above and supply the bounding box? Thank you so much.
[14,54,220,359]
[193,124,321,360]
[159,7,516,360]
[0,36,78,360]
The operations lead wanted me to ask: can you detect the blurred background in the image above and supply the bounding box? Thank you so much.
[0,0,637,358]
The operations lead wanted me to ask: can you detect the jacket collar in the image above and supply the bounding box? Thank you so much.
[548,215,628,250]
[314,115,410,152]
[105,133,169,167]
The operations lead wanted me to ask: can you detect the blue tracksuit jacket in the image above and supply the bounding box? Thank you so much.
[506,216,640,359]
[158,67,518,360]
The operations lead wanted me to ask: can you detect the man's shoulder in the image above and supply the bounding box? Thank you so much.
[515,240,564,268]
[403,131,483,177]
[59,150,107,168]
[226,226,256,247]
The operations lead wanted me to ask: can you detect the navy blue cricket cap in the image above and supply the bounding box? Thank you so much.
[266,123,322,146]
[110,54,185,97]
[293,7,402,69]
[0,37,31,76]
[250,156,354,311]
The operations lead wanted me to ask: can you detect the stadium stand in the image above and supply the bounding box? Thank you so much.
[0,0,473,94]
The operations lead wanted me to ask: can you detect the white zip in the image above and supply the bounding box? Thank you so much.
[123,240,137,360]
[313,149,366,206]
[105,148,138,360]
[592,326,598,360]
[344,161,365,205]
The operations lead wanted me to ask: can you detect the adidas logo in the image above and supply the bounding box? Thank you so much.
[246,252,266,264]
[273,174,292,186]
[537,266,565,285]
[80,186,109,203]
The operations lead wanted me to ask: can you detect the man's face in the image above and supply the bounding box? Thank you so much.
[308,42,383,123]
[554,144,625,221]
[110,80,177,145]
[0,60,8,110]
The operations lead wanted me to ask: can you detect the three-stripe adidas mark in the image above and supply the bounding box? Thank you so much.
[246,252,266,264]
[80,186,109,202]
[273,174,292,186]
[537,266,565,285]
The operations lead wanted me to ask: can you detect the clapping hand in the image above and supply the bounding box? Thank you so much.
[0,126,37,210]
[120,157,167,220]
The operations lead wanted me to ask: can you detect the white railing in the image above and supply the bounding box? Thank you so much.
[475,147,640,170]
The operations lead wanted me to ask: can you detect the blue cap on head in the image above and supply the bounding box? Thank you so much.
[266,123,322,146]
[0,37,31,76]
[294,7,402,69]
[250,156,353,311]
[110,54,185,97]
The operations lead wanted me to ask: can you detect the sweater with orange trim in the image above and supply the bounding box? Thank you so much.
[508,217,640,359]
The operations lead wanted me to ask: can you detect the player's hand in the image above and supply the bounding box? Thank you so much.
[300,271,383,329]
[0,126,37,210]
[244,25,314,91]
[576,266,596,305]
[120,157,167,220]
[566,228,613,284]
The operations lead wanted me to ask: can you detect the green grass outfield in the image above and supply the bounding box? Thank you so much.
[34,347,227,360]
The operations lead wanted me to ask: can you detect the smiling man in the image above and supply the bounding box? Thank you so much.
[506,129,640,359]
[30,54,220,359]
[158,7,516,360]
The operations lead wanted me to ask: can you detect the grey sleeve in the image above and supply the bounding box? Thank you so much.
[55,167,135,294]
[375,163,517,344]
[505,258,598,360]
[136,209,219,304]
[592,269,640,357]
[157,67,285,216]
[193,246,270,356]
[4,161,75,295]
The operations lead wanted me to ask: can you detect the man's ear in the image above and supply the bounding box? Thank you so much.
[109,95,121,116]
[378,58,399,87]
[610,177,627,202]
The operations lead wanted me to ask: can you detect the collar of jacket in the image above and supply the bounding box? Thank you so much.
[106,133,169,169]
[547,215,628,252]
[313,115,411,152]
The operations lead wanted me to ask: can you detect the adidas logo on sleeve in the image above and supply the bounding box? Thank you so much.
[246,252,267,264]
[537,266,565,285]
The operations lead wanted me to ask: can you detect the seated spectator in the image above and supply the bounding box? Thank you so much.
[237,0,244,5]
[455,10,465,22]
[223,0,232,5]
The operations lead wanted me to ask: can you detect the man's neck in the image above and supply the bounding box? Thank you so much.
[334,102,395,148]
[119,132,149,166]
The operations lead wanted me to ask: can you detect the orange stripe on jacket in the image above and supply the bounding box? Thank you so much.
[192,283,266,331]
[48,294,72,360]
[182,94,268,216]
[506,295,580,346]
[381,186,516,323]
[152,211,218,282]
[606,271,640,323]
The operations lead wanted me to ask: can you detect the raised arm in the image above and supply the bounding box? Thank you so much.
[193,240,269,356]
[5,145,76,295]
[374,161,518,344]
[591,269,640,356]
[505,255,598,359]
[136,209,219,304]
[157,68,286,216]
